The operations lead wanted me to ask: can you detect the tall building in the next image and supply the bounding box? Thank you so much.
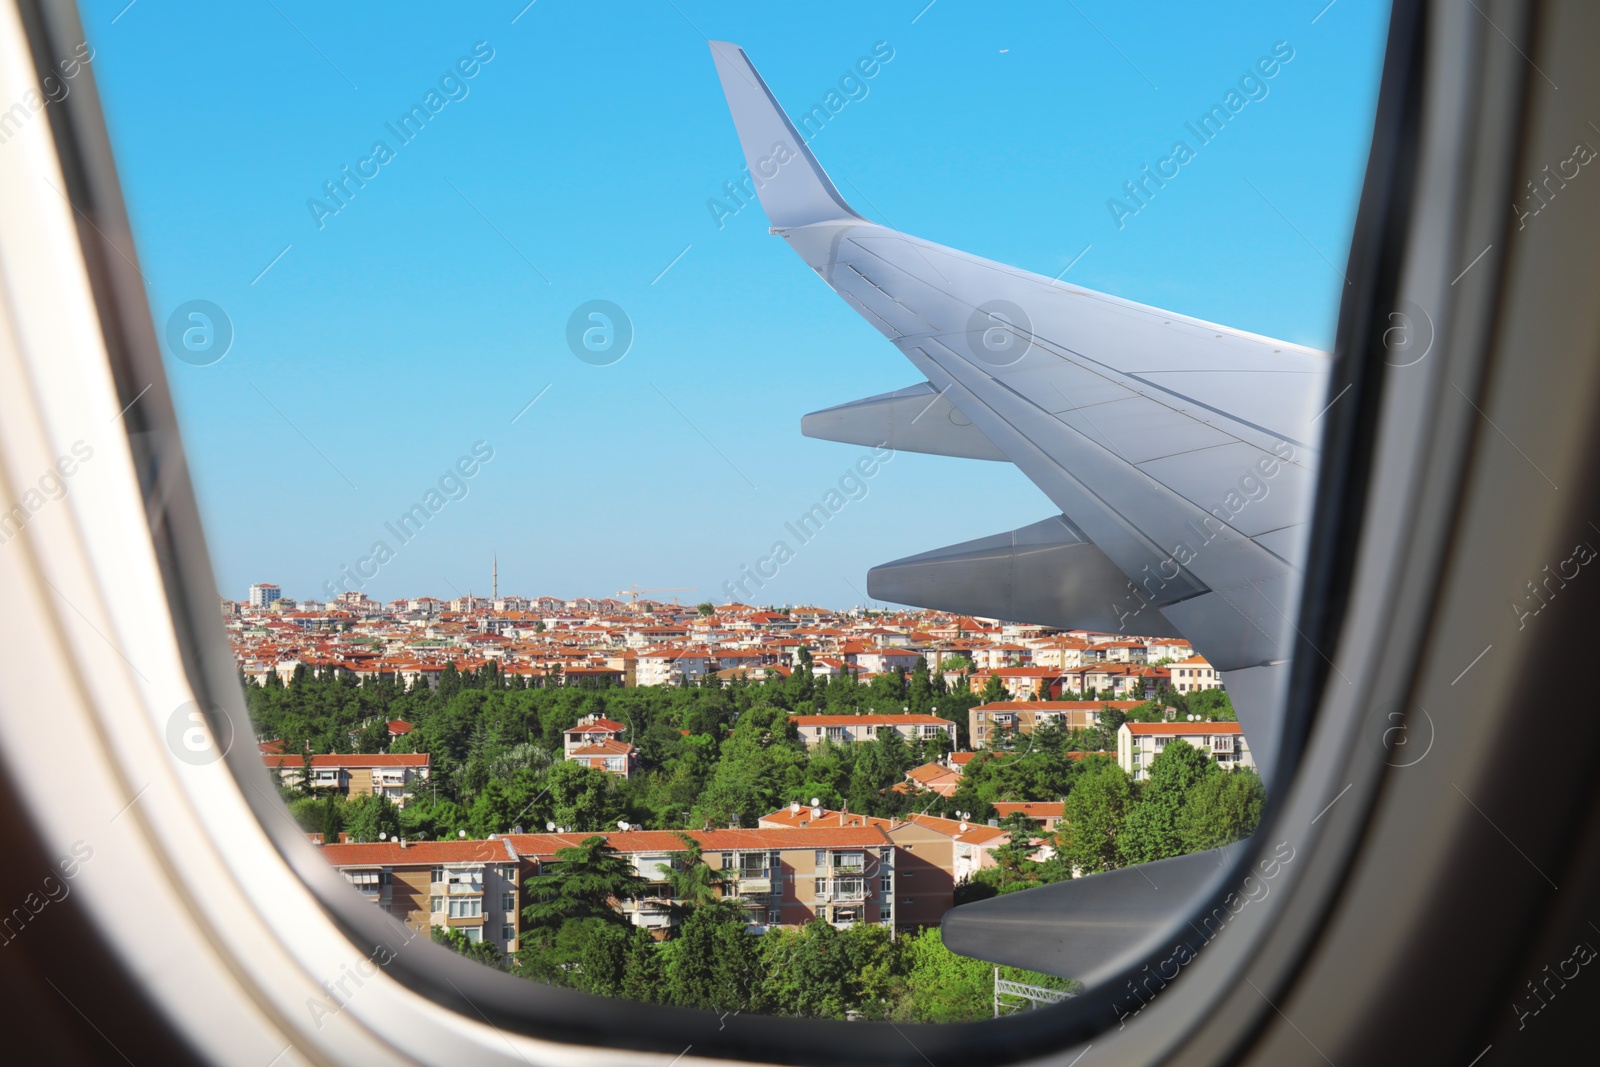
[247,583,281,609]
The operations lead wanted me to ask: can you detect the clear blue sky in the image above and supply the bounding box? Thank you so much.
[82,0,1390,608]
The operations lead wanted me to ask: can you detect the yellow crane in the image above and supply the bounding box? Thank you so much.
[614,585,698,607]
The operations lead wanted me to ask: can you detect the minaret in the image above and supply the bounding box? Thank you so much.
[493,552,498,601]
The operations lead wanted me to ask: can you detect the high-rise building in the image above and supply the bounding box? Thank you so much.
[247,583,281,609]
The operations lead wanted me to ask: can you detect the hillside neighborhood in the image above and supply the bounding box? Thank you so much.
[238,585,1259,1021]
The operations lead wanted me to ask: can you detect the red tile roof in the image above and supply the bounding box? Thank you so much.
[320,839,512,865]
[262,753,430,770]
[758,807,895,830]
[790,714,954,726]
[973,700,1144,712]
[569,739,635,757]
[502,826,893,858]
[992,802,1064,818]
[1125,721,1241,735]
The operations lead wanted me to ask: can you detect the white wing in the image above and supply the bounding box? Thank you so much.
[710,42,1332,782]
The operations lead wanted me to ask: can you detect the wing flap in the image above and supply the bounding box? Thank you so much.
[801,382,1008,461]
[866,515,1197,637]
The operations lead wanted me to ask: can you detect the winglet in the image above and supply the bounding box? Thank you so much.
[708,41,862,229]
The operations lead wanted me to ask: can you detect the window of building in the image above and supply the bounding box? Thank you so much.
[814,849,826,866]
[448,898,482,918]
[501,892,514,910]
[720,852,734,870]
[431,896,442,914]
[463,926,482,943]
[501,925,515,942]
[768,909,782,925]
[814,877,827,898]
[430,867,444,884]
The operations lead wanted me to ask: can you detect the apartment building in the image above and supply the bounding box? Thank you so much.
[968,700,1143,749]
[319,839,523,952]
[1117,721,1252,781]
[1168,655,1222,693]
[992,801,1065,831]
[247,582,281,609]
[505,826,895,932]
[757,806,1005,932]
[262,752,430,806]
[789,714,957,748]
[634,647,710,686]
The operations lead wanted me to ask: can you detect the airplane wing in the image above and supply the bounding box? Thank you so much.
[709,42,1332,784]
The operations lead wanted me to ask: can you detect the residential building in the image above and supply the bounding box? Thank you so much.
[319,839,522,953]
[992,801,1065,831]
[262,752,430,806]
[789,714,957,748]
[505,826,895,932]
[1117,721,1252,781]
[1168,655,1222,693]
[248,583,281,609]
[562,714,637,777]
[968,700,1143,749]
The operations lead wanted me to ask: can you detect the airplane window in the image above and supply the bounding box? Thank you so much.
[70,0,1389,1052]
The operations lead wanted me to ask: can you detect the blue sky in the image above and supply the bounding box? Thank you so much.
[82,0,1390,609]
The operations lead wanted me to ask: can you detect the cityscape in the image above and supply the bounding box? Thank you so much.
[236,577,1261,1021]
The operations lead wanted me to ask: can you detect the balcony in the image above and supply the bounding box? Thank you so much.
[738,877,771,895]
[446,881,482,895]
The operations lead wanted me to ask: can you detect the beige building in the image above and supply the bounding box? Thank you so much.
[789,713,956,748]
[320,839,523,952]
[505,826,895,933]
[968,700,1143,749]
[1168,655,1222,693]
[263,752,430,806]
[1117,721,1252,781]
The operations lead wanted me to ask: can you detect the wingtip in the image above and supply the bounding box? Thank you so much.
[707,41,860,229]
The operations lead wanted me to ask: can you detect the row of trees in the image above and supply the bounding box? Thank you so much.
[250,657,1157,839]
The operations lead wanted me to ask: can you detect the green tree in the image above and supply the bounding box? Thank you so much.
[1059,758,1132,875]
[664,831,729,922]
[1178,768,1265,852]
[522,835,646,931]
[661,905,764,1012]
[432,925,505,969]
[1120,740,1217,865]
[343,793,401,843]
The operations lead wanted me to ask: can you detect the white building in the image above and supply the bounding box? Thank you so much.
[789,714,957,748]
[1168,655,1222,693]
[1117,721,1252,781]
[248,583,281,609]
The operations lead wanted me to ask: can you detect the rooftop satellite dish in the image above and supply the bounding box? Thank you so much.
[790,801,800,814]
[959,821,969,832]
[458,830,466,838]
[618,820,630,831]
[546,821,556,832]
[378,832,387,840]
[810,797,821,807]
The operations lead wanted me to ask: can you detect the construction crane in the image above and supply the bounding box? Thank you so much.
[614,585,698,607]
